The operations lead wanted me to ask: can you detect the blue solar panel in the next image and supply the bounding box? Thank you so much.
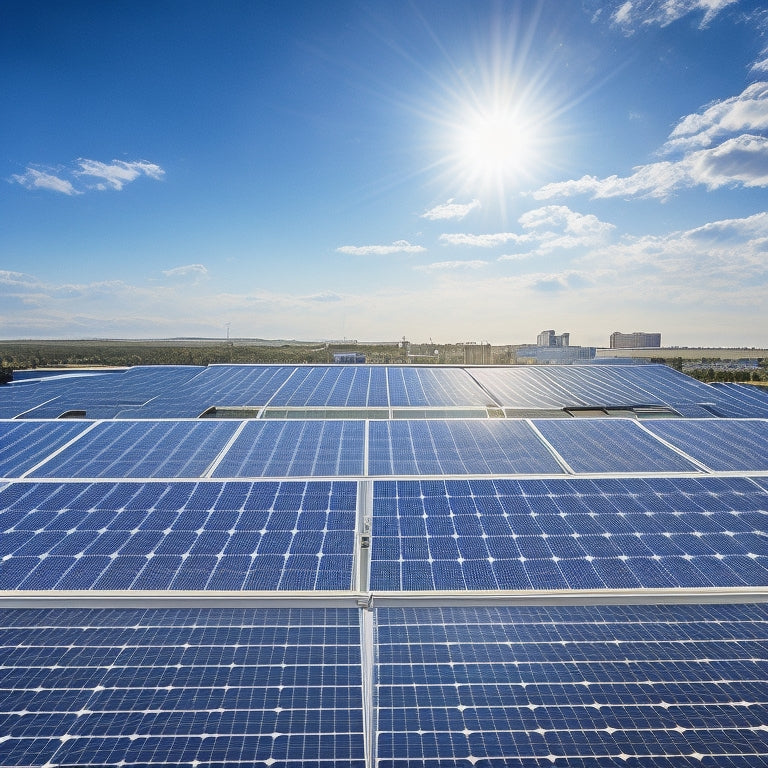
[645,419,768,471]
[0,607,364,767]
[368,420,565,476]
[387,367,491,407]
[130,365,296,417]
[0,421,90,477]
[471,365,720,412]
[28,421,241,478]
[267,365,389,407]
[376,603,768,767]
[0,480,357,590]
[533,418,701,473]
[212,420,365,477]
[369,477,768,591]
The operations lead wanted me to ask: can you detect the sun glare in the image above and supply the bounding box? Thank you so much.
[456,105,538,185]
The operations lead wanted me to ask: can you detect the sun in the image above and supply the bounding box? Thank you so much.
[455,104,539,188]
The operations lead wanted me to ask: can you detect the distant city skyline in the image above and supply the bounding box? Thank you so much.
[2,1,767,346]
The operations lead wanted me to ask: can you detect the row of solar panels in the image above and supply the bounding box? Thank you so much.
[3,417,768,480]
[2,475,767,592]
[4,364,768,418]
[2,603,767,767]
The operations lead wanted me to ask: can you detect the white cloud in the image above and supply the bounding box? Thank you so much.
[612,1,633,25]
[421,199,481,221]
[414,260,488,272]
[610,0,738,30]
[336,240,425,256]
[162,264,209,279]
[9,168,79,195]
[662,82,768,153]
[8,158,164,195]
[76,159,165,190]
[534,134,768,200]
[442,206,615,254]
[439,232,528,248]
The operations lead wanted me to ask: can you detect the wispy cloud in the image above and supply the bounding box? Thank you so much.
[336,240,425,255]
[8,158,165,195]
[534,134,768,200]
[421,199,480,221]
[76,159,165,190]
[609,0,738,31]
[439,232,528,248]
[9,168,79,195]
[415,260,488,272]
[162,264,209,279]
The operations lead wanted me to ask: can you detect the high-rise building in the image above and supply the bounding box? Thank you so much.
[610,331,661,348]
[537,329,570,347]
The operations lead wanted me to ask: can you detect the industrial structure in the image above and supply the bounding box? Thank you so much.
[610,330,662,348]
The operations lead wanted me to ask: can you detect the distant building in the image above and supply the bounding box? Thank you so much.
[610,331,661,349]
[464,343,491,365]
[537,330,570,347]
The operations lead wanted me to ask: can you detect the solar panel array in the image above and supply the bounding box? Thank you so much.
[6,362,762,419]
[1,363,767,767]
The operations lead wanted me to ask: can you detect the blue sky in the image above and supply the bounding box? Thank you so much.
[2,0,767,346]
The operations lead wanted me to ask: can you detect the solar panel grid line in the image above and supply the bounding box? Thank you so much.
[526,420,576,475]
[260,365,301,409]
[634,419,716,473]
[201,419,248,478]
[18,420,101,479]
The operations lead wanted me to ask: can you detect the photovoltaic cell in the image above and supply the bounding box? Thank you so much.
[212,420,365,477]
[27,421,241,478]
[376,603,768,767]
[0,607,365,767]
[387,367,492,407]
[368,420,564,476]
[644,419,768,471]
[533,418,701,473]
[129,365,296,417]
[369,476,768,591]
[0,480,357,590]
[0,421,89,477]
[266,365,389,407]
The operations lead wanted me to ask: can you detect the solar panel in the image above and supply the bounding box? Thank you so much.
[644,419,768,471]
[368,420,565,476]
[267,365,389,407]
[0,607,365,767]
[28,421,241,478]
[0,481,358,591]
[375,603,768,767]
[387,367,492,407]
[0,421,90,477]
[212,420,365,477]
[369,477,768,591]
[532,418,701,473]
[129,365,296,417]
